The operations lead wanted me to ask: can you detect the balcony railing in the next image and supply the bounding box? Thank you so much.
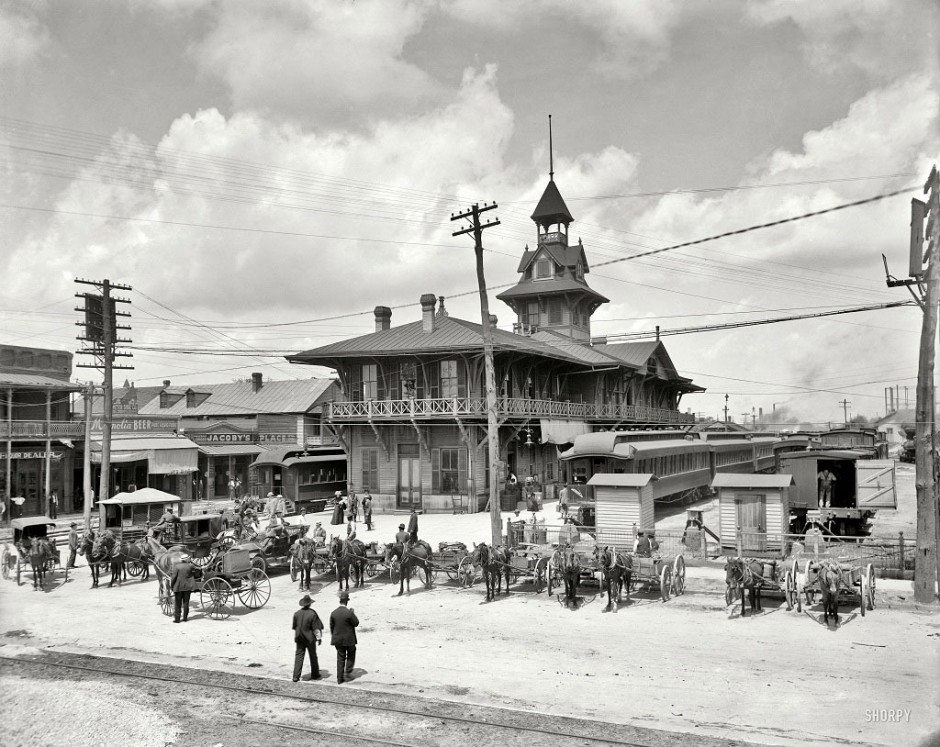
[325,397,693,425]
[0,420,85,439]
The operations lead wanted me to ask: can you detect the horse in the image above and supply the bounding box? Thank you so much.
[18,537,54,590]
[147,533,189,609]
[385,540,433,596]
[116,536,154,581]
[469,542,512,602]
[553,545,581,609]
[290,536,319,591]
[80,531,108,588]
[817,561,842,626]
[724,557,764,616]
[330,536,368,591]
[593,545,632,611]
[93,530,125,588]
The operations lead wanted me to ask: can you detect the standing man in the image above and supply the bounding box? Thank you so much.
[361,490,373,531]
[292,594,323,682]
[395,523,410,546]
[348,490,358,522]
[330,591,359,684]
[407,507,419,544]
[170,552,199,623]
[346,514,358,540]
[67,522,80,569]
[817,468,836,508]
[49,491,58,520]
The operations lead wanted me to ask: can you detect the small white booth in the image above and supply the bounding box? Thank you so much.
[588,473,655,546]
[712,473,794,552]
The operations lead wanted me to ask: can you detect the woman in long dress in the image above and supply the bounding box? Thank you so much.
[330,491,345,526]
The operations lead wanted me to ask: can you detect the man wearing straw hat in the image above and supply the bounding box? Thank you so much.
[170,552,199,624]
[292,594,324,682]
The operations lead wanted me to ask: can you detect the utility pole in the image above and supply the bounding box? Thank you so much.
[75,279,133,504]
[839,399,851,425]
[723,394,729,423]
[884,164,939,604]
[82,384,94,532]
[452,203,502,546]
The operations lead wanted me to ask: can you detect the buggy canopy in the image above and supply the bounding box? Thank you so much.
[11,516,56,531]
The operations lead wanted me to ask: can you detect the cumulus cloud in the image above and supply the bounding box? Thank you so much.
[191,0,441,124]
[0,5,49,68]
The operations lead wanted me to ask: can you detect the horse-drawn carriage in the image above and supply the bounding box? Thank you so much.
[794,550,876,624]
[1,517,67,588]
[724,557,800,616]
[231,522,309,573]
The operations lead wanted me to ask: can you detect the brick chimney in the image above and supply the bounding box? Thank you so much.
[251,372,263,392]
[374,306,392,332]
[163,380,171,387]
[488,314,498,326]
[420,294,437,333]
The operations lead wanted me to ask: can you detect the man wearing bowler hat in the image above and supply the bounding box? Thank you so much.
[67,522,80,569]
[170,552,199,623]
[292,594,324,682]
[330,591,359,684]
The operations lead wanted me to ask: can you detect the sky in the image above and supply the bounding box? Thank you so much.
[1,0,938,427]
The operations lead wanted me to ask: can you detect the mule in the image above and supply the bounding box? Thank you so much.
[469,542,511,602]
[553,545,581,609]
[724,557,764,616]
[385,540,433,596]
[116,536,154,581]
[290,536,318,591]
[93,530,125,588]
[593,545,632,611]
[817,561,842,626]
[18,537,54,590]
[80,531,108,588]
[329,536,367,591]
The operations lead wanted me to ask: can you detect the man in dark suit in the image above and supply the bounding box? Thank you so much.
[330,591,359,684]
[170,553,199,623]
[407,508,419,544]
[292,594,324,682]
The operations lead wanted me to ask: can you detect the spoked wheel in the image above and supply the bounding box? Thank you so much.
[159,578,173,617]
[250,555,267,573]
[389,558,401,584]
[237,569,271,609]
[365,561,379,578]
[289,555,300,583]
[534,558,547,595]
[671,556,686,596]
[784,571,796,611]
[127,561,144,578]
[865,563,876,611]
[312,554,329,576]
[219,536,236,552]
[659,566,672,602]
[457,556,475,588]
[200,577,234,620]
[191,552,215,571]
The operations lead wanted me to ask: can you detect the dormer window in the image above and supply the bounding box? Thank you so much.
[576,262,584,280]
[186,391,196,408]
[536,258,551,279]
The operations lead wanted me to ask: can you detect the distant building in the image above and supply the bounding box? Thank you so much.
[874,409,916,453]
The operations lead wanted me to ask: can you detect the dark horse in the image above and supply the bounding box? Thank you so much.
[329,536,367,591]
[724,557,764,616]
[469,542,511,602]
[115,537,153,581]
[593,545,632,612]
[385,540,433,596]
[92,531,125,588]
[290,536,318,591]
[554,545,581,609]
[80,531,108,588]
[817,561,842,626]
[18,537,54,590]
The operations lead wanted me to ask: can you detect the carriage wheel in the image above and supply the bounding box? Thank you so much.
[219,536,236,552]
[191,551,215,570]
[671,556,686,596]
[1,549,9,580]
[289,555,299,583]
[159,578,174,617]
[660,566,672,602]
[127,561,144,578]
[784,570,796,611]
[388,557,401,584]
[312,554,329,576]
[534,559,547,595]
[237,569,271,610]
[865,564,876,611]
[200,577,234,620]
[457,557,475,588]
[250,555,267,573]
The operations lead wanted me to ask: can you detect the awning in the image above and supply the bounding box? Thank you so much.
[91,436,199,474]
[540,419,591,445]
[282,454,347,468]
[198,444,264,457]
[99,487,182,505]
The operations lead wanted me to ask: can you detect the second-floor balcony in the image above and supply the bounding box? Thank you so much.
[0,420,86,439]
[325,397,694,425]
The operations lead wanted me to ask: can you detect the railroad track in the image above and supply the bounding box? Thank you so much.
[0,650,741,747]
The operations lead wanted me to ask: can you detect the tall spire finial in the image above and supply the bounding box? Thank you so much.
[548,114,554,181]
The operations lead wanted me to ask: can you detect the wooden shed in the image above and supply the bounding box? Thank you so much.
[98,487,182,535]
[588,473,655,543]
[712,473,794,552]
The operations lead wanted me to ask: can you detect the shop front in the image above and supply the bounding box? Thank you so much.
[0,445,74,517]
[91,435,200,502]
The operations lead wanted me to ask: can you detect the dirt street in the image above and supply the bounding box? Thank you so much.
[1,499,938,747]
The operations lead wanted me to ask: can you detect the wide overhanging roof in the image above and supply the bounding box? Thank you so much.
[99,487,183,505]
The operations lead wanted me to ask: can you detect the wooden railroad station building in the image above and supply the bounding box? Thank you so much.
[288,173,703,514]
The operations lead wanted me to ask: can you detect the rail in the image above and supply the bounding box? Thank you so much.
[325,397,693,424]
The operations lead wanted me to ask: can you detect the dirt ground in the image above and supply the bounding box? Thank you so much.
[1,469,938,747]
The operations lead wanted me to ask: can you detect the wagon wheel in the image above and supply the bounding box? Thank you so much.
[237,569,271,610]
[388,556,402,584]
[312,554,329,576]
[159,578,174,617]
[671,556,686,596]
[365,560,379,578]
[865,563,876,611]
[200,577,234,620]
[534,557,547,594]
[127,560,144,578]
[250,555,267,573]
[289,555,300,583]
[659,565,672,602]
[457,556,475,588]
[1,549,9,580]
[191,551,215,570]
[784,570,796,611]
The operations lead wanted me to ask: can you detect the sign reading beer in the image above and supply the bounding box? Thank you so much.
[90,416,178,434]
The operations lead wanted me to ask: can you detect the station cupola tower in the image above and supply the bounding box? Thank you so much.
[497,117,608,342]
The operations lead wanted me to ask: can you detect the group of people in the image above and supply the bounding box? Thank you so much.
[329,489,374,536]
[292,591,359,684]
